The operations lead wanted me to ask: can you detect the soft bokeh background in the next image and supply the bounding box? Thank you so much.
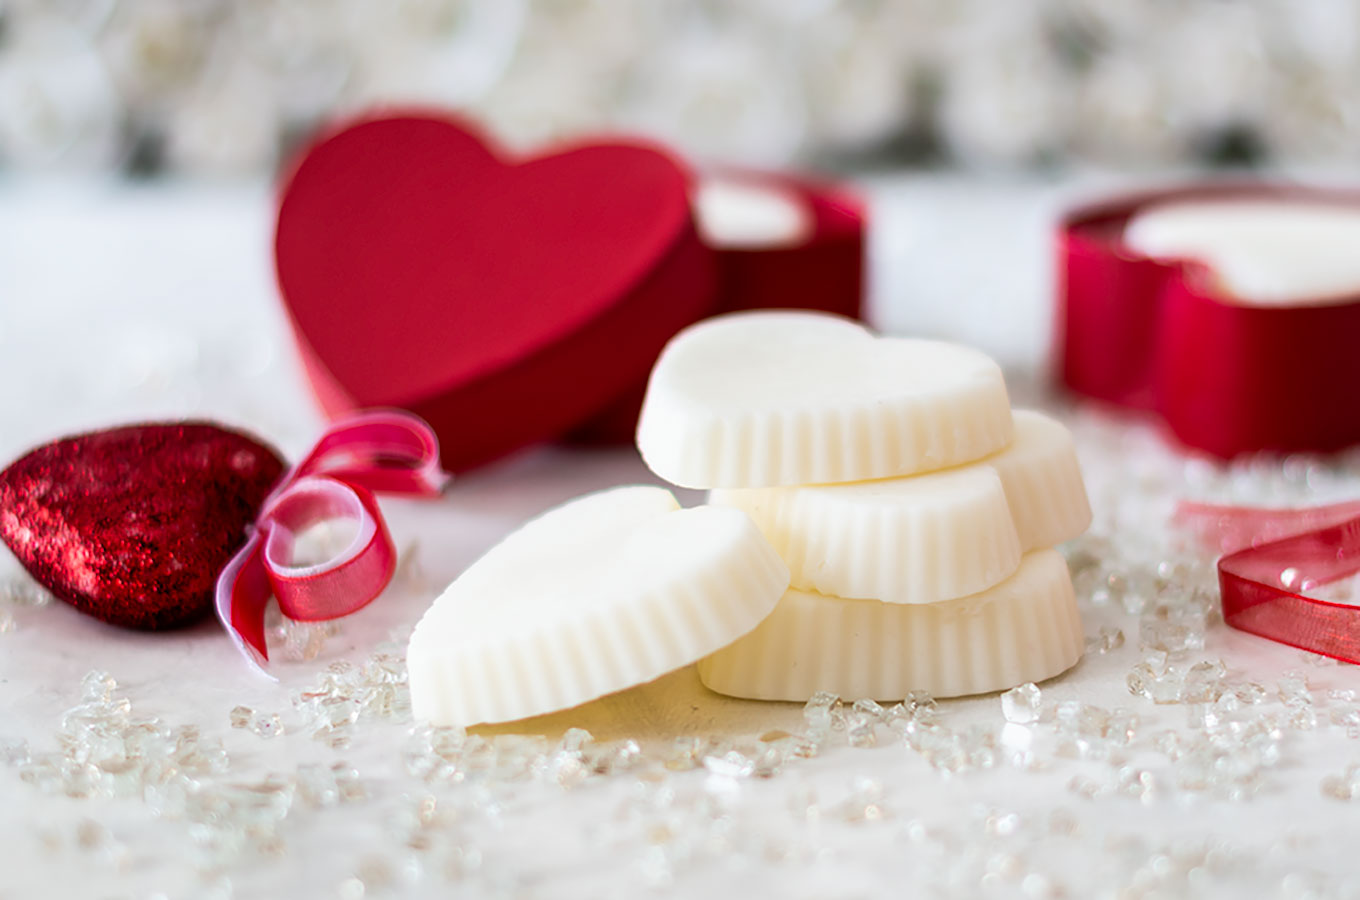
[2,0,1358,176]
[10,8,1360,900]
[6,0,1359,446]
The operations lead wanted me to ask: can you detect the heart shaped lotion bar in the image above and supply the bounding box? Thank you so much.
[636,312,1013,489]
[1124,200,1360,306]
[697,550,1082,702]
[407,486,789,726]
[710,410,1090,604]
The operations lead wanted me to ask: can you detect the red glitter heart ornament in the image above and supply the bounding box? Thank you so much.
[0,423,285,630]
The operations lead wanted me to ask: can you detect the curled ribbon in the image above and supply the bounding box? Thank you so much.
[1177,499,1360,663]
[215,411,449,675]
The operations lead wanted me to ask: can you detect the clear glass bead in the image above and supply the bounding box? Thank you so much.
[843,711,878,748]
[250,713,284,739]
[1139,617,1206,654]
[851,698,885,721]
[558,728,593,754]
[664,737,709,772]
[1277,671,1311,707]
[1085,626,1125,655]
[703,750,754,779]
[547,751,589,789]
[803,691,841,737]
[80,671,117,704]
[588,739,641,775]
[0,737,30,766]
[1001,683,1042,724]
[281,619,328,661]
[1321,774,1353,801]
[1182,660,1227,704]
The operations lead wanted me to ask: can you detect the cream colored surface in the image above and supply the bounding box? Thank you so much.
[1123,199,1360,306]
[709,410,1091,604]
[693,176,812,248]
[473,664,803,746]
[697,549,1084,702]
[407,486,790,726]
[636,311,1014,489]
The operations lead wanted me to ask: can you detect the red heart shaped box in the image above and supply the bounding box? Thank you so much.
[1058,183,1360,458]
[275,113,717,473]
[567,170,865,444]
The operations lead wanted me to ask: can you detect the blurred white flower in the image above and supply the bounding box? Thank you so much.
[1157,5,1272,142]
[1268,0,1360,69]
[936,16,1071,167]
[463,0,645,148]
[235,1,353,122]
[162,56,281,174]
[0,0,1358,172]
[795,4,914,149]
[95,0,208,112]
[1071,53,1179,167]
[347,0,524,112]
[619,31,808,164]
[0,16,123,169]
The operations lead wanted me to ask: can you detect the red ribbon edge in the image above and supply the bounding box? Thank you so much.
[1177,499,1360,664]
[215,410,449,676]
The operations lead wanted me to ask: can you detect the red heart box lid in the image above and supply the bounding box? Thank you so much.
[275,112,718,472]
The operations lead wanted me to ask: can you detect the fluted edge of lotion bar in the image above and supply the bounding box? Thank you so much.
[996,410,1093,552]
[636,360,1014,490]
[633,333,1011,489]
[696,549,1083,702]
[710,469,1024,605]
[408,511,790,728]
[707,410,1089,604]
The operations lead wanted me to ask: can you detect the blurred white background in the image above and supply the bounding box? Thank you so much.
[1,0,1358,176]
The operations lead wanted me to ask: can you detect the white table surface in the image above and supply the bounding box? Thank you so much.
[3,174,1360,900]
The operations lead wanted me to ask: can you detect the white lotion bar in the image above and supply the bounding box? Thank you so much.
[407,486,789,727]
[988,410,1093,552]
[710,410,1091,604]
[1124,200,1360,306]
[636,311,1014,489]
[697,549,1083,702]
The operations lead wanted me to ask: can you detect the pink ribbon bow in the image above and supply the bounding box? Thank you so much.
[215,411,449,674]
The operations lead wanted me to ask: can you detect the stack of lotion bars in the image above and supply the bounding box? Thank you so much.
[637,312,1092,702]
[408,312,1091,726]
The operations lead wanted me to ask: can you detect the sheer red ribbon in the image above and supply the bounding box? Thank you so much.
[215,411,449,674]
[1177,499,1360,663]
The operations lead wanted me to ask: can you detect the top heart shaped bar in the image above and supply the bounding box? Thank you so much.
[275,113,716,473]
[636,311,1013,489]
